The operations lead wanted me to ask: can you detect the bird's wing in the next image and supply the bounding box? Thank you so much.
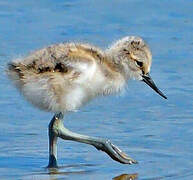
[8,43,104,84]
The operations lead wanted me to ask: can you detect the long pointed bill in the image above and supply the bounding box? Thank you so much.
[142,73,167,99]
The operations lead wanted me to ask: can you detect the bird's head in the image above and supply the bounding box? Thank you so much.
[108,36,167,99]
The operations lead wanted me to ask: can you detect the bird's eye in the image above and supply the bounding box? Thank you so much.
[135,61,143,67]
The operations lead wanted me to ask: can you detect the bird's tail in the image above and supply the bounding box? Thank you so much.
[6,62,25,88]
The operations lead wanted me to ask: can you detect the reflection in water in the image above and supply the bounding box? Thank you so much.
[45,163,95,175]
[24,164,96,180]
[47,167,59,175]
[31,170,138,180]
[113,173,138,180]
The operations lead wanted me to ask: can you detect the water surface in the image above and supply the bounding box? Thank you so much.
[0,0,193,179]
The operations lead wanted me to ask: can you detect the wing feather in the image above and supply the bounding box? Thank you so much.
[7,42,104,82]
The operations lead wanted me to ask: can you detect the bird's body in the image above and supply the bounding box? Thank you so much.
[8,42,126,112]
[7,36,167,168]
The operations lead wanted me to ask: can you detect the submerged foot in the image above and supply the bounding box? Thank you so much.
[47,155,58,168]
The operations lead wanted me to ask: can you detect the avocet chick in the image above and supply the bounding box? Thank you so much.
[7,36,167,168]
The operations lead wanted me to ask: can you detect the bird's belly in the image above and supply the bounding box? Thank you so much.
[62,86,93,112]
[21,77,97,113]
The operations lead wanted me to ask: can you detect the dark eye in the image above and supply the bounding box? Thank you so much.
[135,61,143,67]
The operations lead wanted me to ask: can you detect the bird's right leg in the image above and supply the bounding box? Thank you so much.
[48,112,137,167]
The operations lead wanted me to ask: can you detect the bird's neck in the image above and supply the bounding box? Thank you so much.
[98,53,128,95]
[104,49,130,81]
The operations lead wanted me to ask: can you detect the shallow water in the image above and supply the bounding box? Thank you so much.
[0,0,193,179]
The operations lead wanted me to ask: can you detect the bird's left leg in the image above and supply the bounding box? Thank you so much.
[52,112,137,165]
[47,114,60,168]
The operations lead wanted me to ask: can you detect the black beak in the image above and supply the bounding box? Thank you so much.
[142,73,167,99]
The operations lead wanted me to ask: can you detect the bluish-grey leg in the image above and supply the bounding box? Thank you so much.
[47,113,63,168]
[47,112,137,168]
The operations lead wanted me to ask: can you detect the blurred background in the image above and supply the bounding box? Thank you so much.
[0,0,193,179]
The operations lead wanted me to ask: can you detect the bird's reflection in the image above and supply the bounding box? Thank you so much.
[46,164,94,175]
[113,173,138,180]
[46,170,138,180]
[29,166,138,180]
[37,165,94,180]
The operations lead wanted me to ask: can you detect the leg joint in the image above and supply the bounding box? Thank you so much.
[49,114,63,136]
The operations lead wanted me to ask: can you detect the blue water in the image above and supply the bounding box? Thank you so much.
[0,0,193,179]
